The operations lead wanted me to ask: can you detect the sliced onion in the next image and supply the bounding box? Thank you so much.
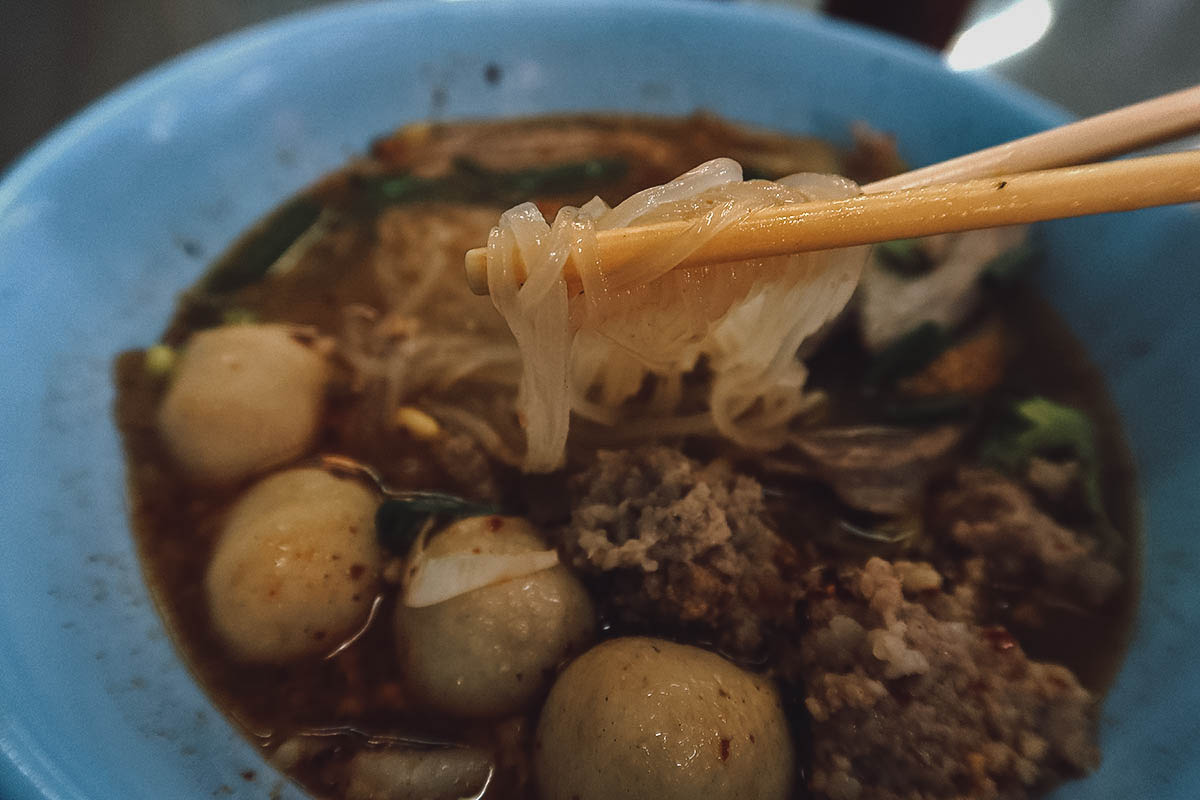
[403,549,560,608]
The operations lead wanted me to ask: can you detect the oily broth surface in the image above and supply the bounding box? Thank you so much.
[114,114,1140,799]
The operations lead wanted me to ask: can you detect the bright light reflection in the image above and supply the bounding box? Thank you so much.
[945,0,1054,71]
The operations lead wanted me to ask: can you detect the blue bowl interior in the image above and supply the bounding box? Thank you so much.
[2,1,1199,798]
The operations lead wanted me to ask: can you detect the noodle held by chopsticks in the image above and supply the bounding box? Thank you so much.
[486,159,868,471]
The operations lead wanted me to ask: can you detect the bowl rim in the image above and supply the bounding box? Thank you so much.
[0,0,1077,222]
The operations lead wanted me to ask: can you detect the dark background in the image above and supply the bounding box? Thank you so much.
[4,0,1199,171]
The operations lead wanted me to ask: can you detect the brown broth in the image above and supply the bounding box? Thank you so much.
[795,286,1141,691]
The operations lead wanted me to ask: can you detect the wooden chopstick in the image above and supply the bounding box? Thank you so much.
[866,83,1200,192]
[464,149,1200,294]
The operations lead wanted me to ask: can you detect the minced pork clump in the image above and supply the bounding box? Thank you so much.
[558,446,805,658]
[798,557,1098,800]
[936,467,1122,608]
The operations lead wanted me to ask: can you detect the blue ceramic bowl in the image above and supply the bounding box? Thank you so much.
[2,1,1197,797]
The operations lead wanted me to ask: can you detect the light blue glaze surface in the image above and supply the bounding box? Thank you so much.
[1,1,1196,797]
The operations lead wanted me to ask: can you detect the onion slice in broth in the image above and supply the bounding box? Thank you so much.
[404,548,561,608]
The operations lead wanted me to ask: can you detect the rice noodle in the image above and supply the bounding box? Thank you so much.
[487,158,869,471]
[335,305,525,461]
[422,402,524,467]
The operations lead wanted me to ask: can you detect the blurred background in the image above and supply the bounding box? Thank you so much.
[4,0,1199,171]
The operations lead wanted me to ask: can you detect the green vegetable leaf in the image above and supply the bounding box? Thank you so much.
[982,396,1104,517]
[365,157,629,211]
[201,197,322,294]
[981,242,1040,289]
[984,397,1096,470]
[375,492,499,555]
[498,157,628,200]
[876,238,935,277]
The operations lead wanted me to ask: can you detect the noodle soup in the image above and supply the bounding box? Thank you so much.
[115,114,1137,799]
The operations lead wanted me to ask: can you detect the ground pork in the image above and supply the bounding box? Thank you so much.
[558,447,804,657]
[935,468,1121,607]
[799,557,1098,800]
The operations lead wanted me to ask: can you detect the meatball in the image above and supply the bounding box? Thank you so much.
[535,637,794,800]
[157,323,329,484]
[395,516,594,718]
[206,468,381,663]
